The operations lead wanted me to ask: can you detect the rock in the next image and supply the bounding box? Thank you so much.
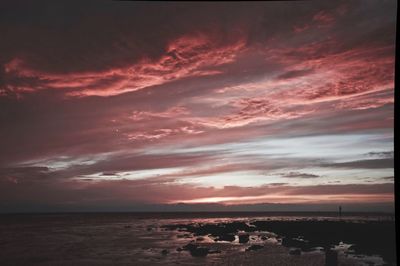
[164,219,397,265]
[348,244,356,251]
[124,225,131,229]
[181,242,211,257]
[215,233,235,242]
[224,221,255,232]
[289,248,301,255]
[163,221,255,237]
[161,249,169,255]
[177,233,191,238]
[282,237,310,251]
[196,237,205,241]
[325,249,338,266]
[246,244,264,251]
[208,249,222,254]
[182,243,198,252]
[261,236,268,241]
[176,247,183,252]
[190,247,209,257]
[239,234,250,243]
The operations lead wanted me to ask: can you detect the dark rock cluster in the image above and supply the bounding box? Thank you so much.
[245,244,264,252]
[176,243,220,257]
[162,220,396,263]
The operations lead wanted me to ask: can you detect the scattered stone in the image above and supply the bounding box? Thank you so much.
[161,249,169,255]
[325,249,338,266]
[348,244,356,251]
[162,221,255,237]
[190,247,209,257]
[208,249,222,254]
[282,237,310,251]
[215,233,235,242]
[177,233,191,238]
[182,243,198,252]
[239,234,250,243]
[289,248,301,255]
[163,220,397,265]
[246,244,264,251]
[179,242,215,257]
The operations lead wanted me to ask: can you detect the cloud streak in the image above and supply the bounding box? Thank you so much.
[0,1,395,211]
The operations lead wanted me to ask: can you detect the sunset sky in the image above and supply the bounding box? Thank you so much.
[0,1,396,212]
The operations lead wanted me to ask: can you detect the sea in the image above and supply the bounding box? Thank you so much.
[0,212,396,265]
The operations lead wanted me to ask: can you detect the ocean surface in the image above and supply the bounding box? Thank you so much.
[0,212,396,265]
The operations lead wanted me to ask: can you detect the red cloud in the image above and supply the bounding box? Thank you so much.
[0,1,395,211]
[2,34,246,97]
[312,10,335,25]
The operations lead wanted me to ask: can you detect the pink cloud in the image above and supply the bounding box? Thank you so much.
[312,10,335,25]
[2,34,246,97]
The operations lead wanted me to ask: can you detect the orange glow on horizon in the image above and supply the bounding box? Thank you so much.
[171,193,394,205]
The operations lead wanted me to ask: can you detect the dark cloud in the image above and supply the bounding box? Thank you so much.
[0,179,393,211]
[321,158,394,169]
[285,183,394,195]
[100,172,120,177]
[0,166,49,181]
[365,151,394,159]
[1,1,395,75]
[281,172,320,179]
[379,176,394,181]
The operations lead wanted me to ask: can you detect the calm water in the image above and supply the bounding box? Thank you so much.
[0,212,395,265]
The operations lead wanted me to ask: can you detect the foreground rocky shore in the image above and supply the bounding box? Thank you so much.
[0,214,395,265]
[161,219,396,265]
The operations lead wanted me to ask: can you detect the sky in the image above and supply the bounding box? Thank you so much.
[0,1,396,212]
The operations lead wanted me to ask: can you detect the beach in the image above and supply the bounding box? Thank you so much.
[0,213,395,265]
